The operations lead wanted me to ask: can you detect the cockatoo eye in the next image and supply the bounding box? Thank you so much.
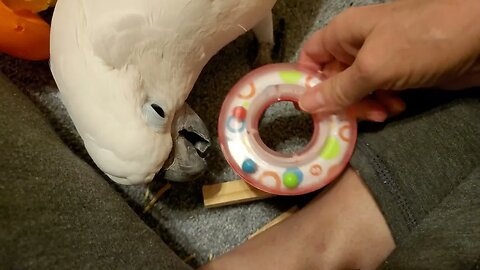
[143,102,167,130]
[151,104,165,118]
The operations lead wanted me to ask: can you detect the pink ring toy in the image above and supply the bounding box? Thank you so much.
[218,63,357,195]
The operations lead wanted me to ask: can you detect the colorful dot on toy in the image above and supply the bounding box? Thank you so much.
[279,70,303,84]
[226,116,246,133]
[288,168,303,180]
[241,158,257,174]
[283,172,299,189]
[232,106,247,121]
[310,164,322,176]
[320,136,341,160]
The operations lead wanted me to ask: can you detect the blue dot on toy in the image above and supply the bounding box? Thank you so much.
[286,168,303,181]
[242,159,257,174]
[226,116,246,133]
[282,168,303,189]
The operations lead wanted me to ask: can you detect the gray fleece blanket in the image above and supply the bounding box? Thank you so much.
[0,0,382,266]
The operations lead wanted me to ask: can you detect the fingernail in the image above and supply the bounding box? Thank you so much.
[367,111,387,122]
[299,90,326,113]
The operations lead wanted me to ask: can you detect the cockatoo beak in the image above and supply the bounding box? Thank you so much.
[162,103,210,182]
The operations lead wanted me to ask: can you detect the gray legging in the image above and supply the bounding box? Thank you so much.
[350,89,480,269]
[0,74,191,269]
[1,73,479,269]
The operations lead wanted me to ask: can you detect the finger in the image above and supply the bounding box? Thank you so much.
[322,24,356,65]
[299,6,381,68]
[299,27,354,69]
[322,60,349,78]
[349,98,388,122]
[299,63,378,113]
[298,29,334,71]
[374,91,406,116]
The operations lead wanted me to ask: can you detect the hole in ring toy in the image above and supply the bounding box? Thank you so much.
[218,63,357,195]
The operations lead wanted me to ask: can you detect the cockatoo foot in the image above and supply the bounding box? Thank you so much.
[252,11,285,67]
[253,42,274,68]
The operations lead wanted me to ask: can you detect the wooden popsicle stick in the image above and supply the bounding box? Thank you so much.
[202,179,275,208]
[248,205,299,239]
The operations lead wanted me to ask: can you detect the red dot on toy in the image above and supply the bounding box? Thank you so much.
[232,106,247,121]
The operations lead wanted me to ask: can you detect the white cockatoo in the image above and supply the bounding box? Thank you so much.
[50,0,277,185]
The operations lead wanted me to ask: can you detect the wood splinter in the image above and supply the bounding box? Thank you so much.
[202,179,275,208]
[248,205,299,239]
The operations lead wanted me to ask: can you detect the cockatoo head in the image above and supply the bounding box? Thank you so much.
[80,96,210,186]
[73,76,211,186]
[52,41,211,186]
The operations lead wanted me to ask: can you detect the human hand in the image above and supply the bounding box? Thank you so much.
[298,0,480,121]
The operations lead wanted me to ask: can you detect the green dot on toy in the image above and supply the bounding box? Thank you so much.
[279,70,303,84]
[320,136,341,160]
[283,172,299,189]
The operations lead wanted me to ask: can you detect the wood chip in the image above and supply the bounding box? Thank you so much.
[143,184,152,202]
[248,206,299,239]
[208,253,215,261]
[202,180,275,208]
[182,254,196,263]
[143,183,172,213]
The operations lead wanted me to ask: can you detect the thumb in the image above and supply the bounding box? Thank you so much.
[299,65,375,113]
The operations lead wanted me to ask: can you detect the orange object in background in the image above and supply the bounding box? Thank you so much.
[0,0,53,60]
[3,0,56,13]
